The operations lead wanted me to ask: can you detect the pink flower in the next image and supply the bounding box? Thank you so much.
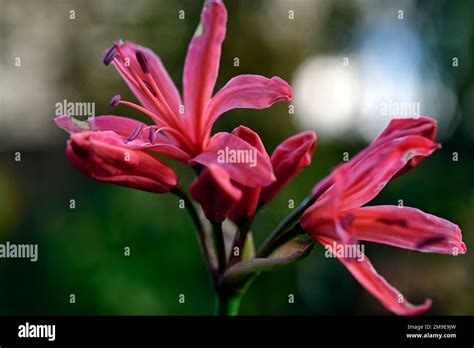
[300,117,467,315]
[55,0,291,189]
[67,131,178,193]
[192,127,317,224]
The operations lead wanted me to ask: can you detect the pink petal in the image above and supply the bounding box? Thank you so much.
[376,117,437,145]
[228,126,269,221]
[111,41,182,117]
[55,115,148,135]
[351,117,438,176]
[342,206,467,254]
[67,131,178,193]
[260,131,316,204]
[55,115,191,162]
[311,135,440,214]
[205,75,292,130]
[55,115,85,133]
[191,132,276,188]
[190,164,242,223]
[302,165,353,243]
[183,0,227,138]
[317,236,432,315]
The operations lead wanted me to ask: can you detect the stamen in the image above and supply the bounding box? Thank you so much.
[142,80,158,97]
[103,39,124,65]
[125,124,144,143]
[135,50,150,74]
[103,46,117,65]
[117,100,164,126]
[110,94,121,107]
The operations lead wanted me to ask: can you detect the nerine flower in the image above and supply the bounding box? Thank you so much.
[191,127,317,224]
[55,0,291,191]
[300,117,467,315]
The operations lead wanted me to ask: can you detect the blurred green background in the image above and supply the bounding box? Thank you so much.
[0,0,472,315]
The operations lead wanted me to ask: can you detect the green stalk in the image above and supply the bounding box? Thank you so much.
[216,291,243,316]
[228,218,252,266]
[212,223,226,273]
[257,196,315,257]
[172,187,217,275]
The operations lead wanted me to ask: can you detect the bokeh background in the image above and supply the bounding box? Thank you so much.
[0,0,473,315]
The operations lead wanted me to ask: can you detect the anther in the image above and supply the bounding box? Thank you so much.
[125,124,144,143]
[110,94,121,107]
[103,40,124,65]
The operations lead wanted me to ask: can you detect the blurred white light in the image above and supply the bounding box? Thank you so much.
[293,56,359,139]
[354,21,456,141]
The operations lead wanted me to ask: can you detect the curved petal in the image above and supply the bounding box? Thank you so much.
[228,126,269,221]
[302,165,353,243]
[205,75,292,129]
[191,132,276,188]
[67,131,178,193]
[190,164,242,223]
[110,41,182,117]
[55,115,148,135]
[260,130,317,204]
[183,0,227,137]
[341,206,467,254]
[375,117,437,145]
[311,135,440,214]
[55,115,191,162]
[317,236,432,315]
[351,117,438,176]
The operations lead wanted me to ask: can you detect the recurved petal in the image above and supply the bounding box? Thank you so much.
[317,236,432,315]
[183,0,227,131]
[205,75,292,129]
[341,206,467,254]
[191,132,276,188]
[190,164,242,223]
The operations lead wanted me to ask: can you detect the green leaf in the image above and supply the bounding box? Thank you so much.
[222,235,314,286]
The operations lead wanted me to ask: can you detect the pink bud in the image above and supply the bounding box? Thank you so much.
[67,131,178,193]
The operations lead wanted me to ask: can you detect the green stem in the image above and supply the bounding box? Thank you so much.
[228,218,252,266]
[172,187,217,275]
[216,291,243,316]
[212,223,226,273]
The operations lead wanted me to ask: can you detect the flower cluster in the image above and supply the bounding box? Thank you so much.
[55,0,466,315]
